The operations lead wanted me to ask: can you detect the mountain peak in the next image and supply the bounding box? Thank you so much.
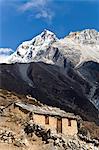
[5,29,58,63]
[41,29,55,35]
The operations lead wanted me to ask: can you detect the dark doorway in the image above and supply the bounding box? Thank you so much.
[57,118,62,133]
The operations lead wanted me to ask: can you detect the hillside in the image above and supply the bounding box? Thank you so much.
[0,62,99,125]
[0,89,99,150]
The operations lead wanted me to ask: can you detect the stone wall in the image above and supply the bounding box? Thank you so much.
[62,118,78,136]
[33,114,78,136]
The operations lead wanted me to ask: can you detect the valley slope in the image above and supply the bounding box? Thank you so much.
[0,62,99,125]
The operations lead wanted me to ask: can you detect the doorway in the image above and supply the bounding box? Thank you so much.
[57,118,62,133]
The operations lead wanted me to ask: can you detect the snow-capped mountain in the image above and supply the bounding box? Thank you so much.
[0,29,99,67]
[0,30,99,75]
[53,29,99,67]
[5,29,58,64]
[0,29,99,112]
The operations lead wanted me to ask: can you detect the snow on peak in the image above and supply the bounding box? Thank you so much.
[68,29,99,45]
[41,29,56,36]
[0,29,99,66]
[7,29,58,63]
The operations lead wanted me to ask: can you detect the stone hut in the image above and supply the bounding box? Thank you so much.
[14,102,78,136]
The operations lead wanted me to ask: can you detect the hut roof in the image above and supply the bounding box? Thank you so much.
[15,102,78,120]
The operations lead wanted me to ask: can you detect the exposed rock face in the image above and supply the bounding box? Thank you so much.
[77,61,99,110]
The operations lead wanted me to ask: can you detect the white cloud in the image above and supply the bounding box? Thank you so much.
[0,48,14,56]
[18,0,54,23]
[35,9,54,22]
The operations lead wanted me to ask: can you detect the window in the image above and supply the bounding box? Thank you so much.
[68,118,71,126]
[45,116,49,124]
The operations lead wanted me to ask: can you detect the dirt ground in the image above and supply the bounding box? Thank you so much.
[0,142,55,150]
[0,143,24,150]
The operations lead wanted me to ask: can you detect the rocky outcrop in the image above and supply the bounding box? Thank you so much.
[0,122,99,150]
[0,128,15,144]
[24,121,99,150]
[78,133,99,147]
[0,127,28,147]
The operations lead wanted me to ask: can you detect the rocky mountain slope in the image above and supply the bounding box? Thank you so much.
[0,29,99,123]
[0,62,99,125]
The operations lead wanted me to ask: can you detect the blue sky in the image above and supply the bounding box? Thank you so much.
[0,0,99,50]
